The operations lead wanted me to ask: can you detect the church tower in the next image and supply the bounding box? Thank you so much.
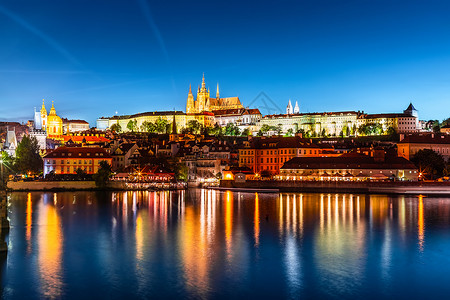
[286,99,293,114]
[196,73,210,112]
[186,84,195,114]
[40,99,48,131]
[294,101,300,114]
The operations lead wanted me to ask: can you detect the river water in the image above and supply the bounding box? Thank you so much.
[1,190,450,299]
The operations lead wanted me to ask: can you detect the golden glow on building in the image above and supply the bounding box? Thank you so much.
[45,101,63,140]
[186,74,243,114]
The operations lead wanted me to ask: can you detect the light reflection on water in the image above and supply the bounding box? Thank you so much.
[2,190,450,299]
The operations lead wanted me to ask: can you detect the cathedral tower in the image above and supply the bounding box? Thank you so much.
[286,99,293,114]
[40,99,48,131]
[294,101,300,114]
[186,84,195,113]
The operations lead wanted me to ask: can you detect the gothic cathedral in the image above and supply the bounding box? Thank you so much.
[186,74,244,113]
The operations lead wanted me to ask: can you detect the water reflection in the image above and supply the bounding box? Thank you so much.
[4,190,450,299]
[37,193,63,298]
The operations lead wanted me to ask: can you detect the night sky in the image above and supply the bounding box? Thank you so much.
[1,0,449,125]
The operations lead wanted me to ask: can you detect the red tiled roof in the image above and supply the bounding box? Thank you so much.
[63,136,110,143]
[399,134,450,145]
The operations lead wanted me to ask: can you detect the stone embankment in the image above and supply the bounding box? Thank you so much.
[219,180,450,195]
[7,181,127,191]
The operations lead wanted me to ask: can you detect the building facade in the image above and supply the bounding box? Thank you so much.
[238,136,333,174]
[397,134,450,162]
[43,146,112,176]
[278,151,418,181]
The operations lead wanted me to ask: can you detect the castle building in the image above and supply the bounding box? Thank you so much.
[258,101,420,137]
[186,74,244,113]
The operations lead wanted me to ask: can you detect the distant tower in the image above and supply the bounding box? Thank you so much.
[186,84,195,114]
[216,83,220,99]
[286,99,293,114]
[172,111,177,134]
[40,99,48,131]
[294,101,300,114]
[404,102,418,118]
[34,107,42,130]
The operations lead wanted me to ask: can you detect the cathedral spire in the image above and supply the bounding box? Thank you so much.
[216,83,220,99]
[201,73,206,90]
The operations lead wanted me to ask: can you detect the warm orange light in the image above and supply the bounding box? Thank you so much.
[254,193,260,246]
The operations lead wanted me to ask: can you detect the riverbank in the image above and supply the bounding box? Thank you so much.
[6,181,186,191]
[219,180,450,195]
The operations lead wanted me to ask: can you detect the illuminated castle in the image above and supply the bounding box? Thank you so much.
[186,74,244,113]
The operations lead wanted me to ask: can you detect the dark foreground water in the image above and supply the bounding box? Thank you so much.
[1,190,450,299]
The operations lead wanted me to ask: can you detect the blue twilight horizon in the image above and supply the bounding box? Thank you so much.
[0,0,449,126]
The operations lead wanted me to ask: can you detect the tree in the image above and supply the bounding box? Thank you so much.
[14,135,43,175]
[387,126,399,140]
[241,128,251,137]
[224,123,240,136]
[92,161,112,187]
[187,120,201,134]
[411,149,446,180]
[275,124,282,135]
[75,168,87,180]
[155,117,168,134]
[110,123,122,133]
[173,162,188,182]
[284,128,293,137]
[127,119,138,132]
[441,117,450,127]
[0,151,14,189]
[141,121,156,133]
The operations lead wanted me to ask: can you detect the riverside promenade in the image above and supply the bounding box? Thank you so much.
[219,180,450,195]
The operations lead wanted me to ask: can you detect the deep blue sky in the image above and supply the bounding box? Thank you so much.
[1,0,449,126]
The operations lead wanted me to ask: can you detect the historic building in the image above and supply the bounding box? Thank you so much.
[186,74,244,114]
[33,100,63,140]
[397,133,450,162]
[62,119,90,133]
[213,108,262,128]
[238,136,335,174]
[97,111,213,133]
[43,146,112,176]
[278,150,418,181]
[257,101,420,136]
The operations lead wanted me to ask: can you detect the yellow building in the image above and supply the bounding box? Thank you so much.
[186,74,244,114]
[46,101,63,140]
